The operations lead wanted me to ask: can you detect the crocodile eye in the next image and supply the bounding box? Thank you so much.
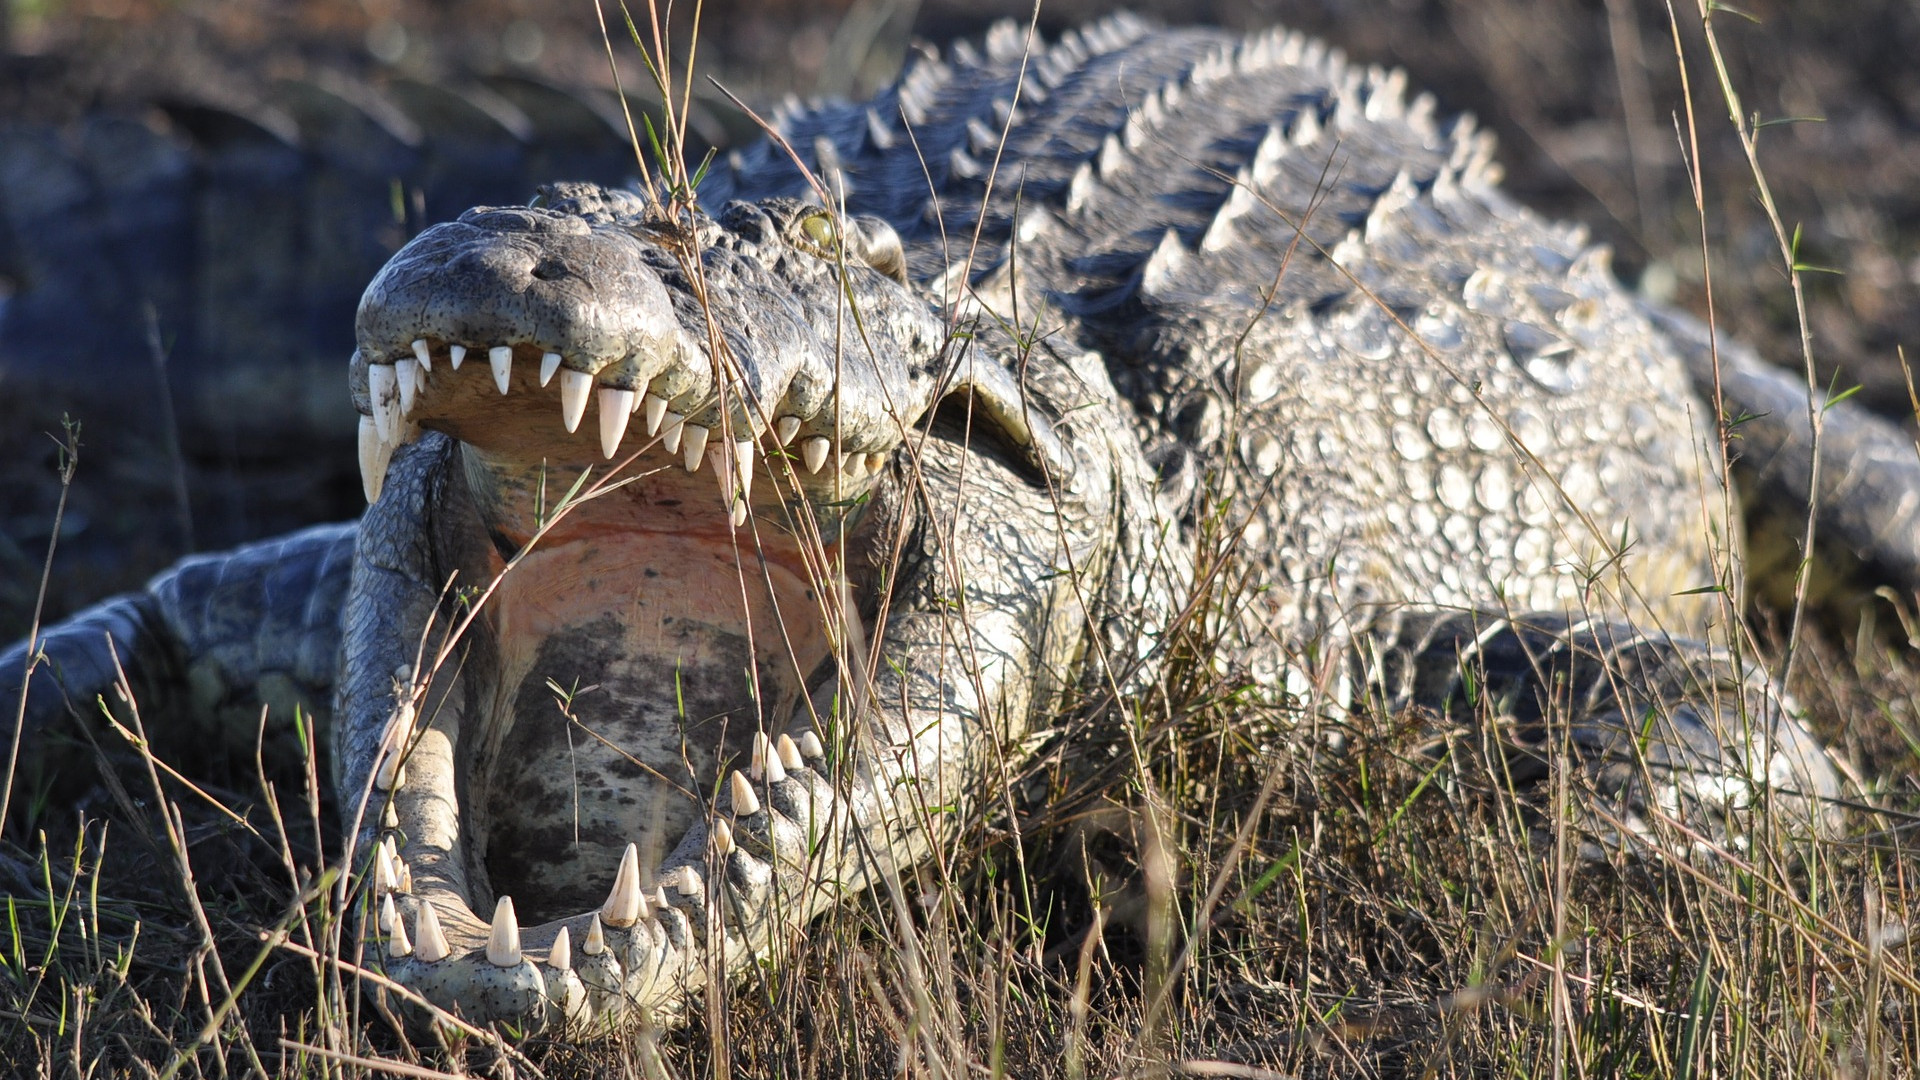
[800,212,837,250]
[790,209,907,284]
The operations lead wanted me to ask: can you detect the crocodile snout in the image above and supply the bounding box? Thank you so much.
[356,212,678,369]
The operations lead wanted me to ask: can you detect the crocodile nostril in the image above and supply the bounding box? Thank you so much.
[531,260,567,282]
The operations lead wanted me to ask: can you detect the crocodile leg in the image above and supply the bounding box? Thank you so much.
[1368,610,1844,853]
[1650,305,1920,620]
[1,523,354,819]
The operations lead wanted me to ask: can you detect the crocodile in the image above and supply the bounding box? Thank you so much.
[8,15,1920,1037]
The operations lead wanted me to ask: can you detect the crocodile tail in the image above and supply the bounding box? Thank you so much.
[1647,304,1920,626]
[2,588,182,820]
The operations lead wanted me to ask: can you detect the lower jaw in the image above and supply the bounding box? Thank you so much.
[367,698,842,1035]
[357,434,875,1031]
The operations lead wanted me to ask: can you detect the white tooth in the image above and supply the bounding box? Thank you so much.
[602,843,644,927]
[842,451,866,479]
[775,416,801,445]
[367,364,398,443]
[651,887,671,913]
[731,502,748,528]
[711,818,735,857]
[415,901,451,963]
[548,926,572,971]
[599,388,636,458]
[395,359,418,415]
[396,860,413,895]
[733,441,755,502]
[490,346,513,394]
[644,394,669,435]
[410,338,433,373]
[559,369,592,433]
[682,424,709,472]
[674,865,704,897]
[448,344,466,370]
[775,733,803,773]
[867,452,889,475]
[750,732,771,780]
[386,903,413,958]
[583,913,607,956]
[798,731,825,759]
[730,771,761,817]
[381,801,399,829]
[358,417,388,504]
[539,352,563,386]
[379,893,398,932]
[378,383,403,442]
[765,744,788,783]
[662,412,686,453]
[487,896,523,966]
[378,841,401,891]
[801,437,830,474]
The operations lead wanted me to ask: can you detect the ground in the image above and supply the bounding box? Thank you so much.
[1,1,1918,1076]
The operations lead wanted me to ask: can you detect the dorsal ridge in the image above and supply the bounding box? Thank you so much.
[1139,229,1190,298]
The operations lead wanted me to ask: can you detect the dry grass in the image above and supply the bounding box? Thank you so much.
[6,524,1917,1078]
[5,2,1920,1078]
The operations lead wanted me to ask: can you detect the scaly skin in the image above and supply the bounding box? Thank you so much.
[9,16,1918,1037]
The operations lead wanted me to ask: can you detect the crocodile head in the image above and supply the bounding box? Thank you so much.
[342,183,970,1033]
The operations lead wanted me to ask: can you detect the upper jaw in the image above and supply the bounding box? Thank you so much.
[349,195,946,508]
[351,204,719,444]
[355,205,687,375]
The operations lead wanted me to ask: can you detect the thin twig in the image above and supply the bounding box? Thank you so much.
[2,419,80,833]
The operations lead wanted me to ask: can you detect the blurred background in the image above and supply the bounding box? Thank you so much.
[2,0,1917,637]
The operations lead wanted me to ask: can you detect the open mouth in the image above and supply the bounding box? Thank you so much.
[349,333,881,1032]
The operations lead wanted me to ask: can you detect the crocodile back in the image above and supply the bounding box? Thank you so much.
[703,16,1729,644]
